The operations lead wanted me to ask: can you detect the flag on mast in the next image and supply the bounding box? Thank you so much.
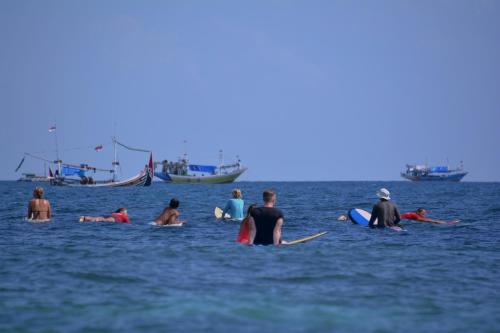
[48,126,56,133]
[95,145,103,152]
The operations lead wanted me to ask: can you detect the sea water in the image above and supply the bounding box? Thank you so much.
[0,181,498,333]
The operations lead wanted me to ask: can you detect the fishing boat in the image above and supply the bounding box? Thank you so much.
[154,152,246,184]
[401,162,468,182]
[18,135,153,187]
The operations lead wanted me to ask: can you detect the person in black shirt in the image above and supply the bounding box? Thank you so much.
[248,189,284,245]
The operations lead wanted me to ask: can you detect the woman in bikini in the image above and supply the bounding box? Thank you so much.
[28,187,52,221]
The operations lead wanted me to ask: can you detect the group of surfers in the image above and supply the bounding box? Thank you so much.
[27,186,459,246]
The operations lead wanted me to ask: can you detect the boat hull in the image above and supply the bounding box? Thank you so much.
[401,172,468,182]
[155,168,246,184]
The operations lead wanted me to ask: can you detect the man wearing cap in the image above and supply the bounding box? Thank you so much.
[369,188,401,228]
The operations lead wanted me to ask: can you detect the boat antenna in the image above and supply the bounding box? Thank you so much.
[50,122,62,176]
[183,140,188,161]
[219,149,224,175]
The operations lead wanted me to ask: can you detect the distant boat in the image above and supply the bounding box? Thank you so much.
[17,173,51,182]
[20,137,154,188]
[154,154,246,184]
[401,162,468,182]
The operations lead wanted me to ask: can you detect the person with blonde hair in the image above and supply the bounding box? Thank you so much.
[220,188,244,220]
[28,187,52,221]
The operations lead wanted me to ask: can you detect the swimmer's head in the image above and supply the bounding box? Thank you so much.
[232,188,242,199]
[169,198,180,209]
[33,187,44,199]
[416,208,427,217]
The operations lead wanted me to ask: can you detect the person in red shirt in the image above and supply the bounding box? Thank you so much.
[79,208,130,223]
[400,208,458,225]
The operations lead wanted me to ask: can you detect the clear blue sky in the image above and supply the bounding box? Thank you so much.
[1,0,499,181]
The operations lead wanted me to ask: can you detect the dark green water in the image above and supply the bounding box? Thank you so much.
[1,181,499,332]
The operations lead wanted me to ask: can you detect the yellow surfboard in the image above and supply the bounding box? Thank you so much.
[284,231,328,245]
[214,207,231,219]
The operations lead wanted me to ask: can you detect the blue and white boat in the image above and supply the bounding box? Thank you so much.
[401,162,468,182]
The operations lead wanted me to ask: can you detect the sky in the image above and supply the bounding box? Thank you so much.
[1,0,499,181]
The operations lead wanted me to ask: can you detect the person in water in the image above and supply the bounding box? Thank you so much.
[155,198,186,225]
[237,204,257,244]
[79,208,130,223]
[220,188,244,220]
[369,188,401,228]
[400,208,459,224]
[28,187,52,221]
[248,189,284,246]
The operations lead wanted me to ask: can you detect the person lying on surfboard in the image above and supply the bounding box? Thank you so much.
[237,204,257,244]
[154,198,186,226]
[220,188,244,220]
[369,188,401,229]
[79,208,130,223]
[28,187,52,221]
[248,189,284,246]
[400,208,459,224]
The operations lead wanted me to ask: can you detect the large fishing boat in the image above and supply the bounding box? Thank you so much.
[154,152,246,184]
[401,162,468,182]
[17,173,51,182]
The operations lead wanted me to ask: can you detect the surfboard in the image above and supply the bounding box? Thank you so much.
[24,218,51,223]
[348,208,405,232]
[214,207,242,221]
[148,222,184,227]
[284,231,328,245]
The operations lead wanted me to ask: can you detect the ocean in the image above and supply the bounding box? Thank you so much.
[1,181,499,333]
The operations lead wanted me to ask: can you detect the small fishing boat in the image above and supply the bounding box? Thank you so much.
[401,162,468,182]
[19,135,154,187]
[17,173,51,182]
[154,152,246,184]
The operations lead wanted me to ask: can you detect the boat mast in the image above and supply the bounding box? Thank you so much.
[112,137,118,181]
[53,122,62,176]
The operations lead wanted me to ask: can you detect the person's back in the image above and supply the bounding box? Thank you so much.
[251,206,284,245]
[248,189,284,246]
[28,187,51,220]
[155,198,183,225]
[224,198,244,219]
[369,188,400,228]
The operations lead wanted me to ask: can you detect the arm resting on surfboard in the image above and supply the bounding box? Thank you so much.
[418,217,458,224]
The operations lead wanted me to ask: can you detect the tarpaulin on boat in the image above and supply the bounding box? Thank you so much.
[189,164,216,173]
[430,166,448,173]
[62,166,86,177]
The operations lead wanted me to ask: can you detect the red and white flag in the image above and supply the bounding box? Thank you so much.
[94,144,103,152]
[48,126,56,133]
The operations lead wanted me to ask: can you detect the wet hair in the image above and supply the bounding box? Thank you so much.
[232,188,242,199]
[416,208,426,214]
[33,187,44,199]
[115,208,126,214]
[246,204,257,217]
[169,198,180,209]
[263,189,276,203]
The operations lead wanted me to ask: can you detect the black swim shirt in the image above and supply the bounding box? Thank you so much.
[250,207,284,245]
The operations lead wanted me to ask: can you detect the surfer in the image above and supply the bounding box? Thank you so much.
[154,198,186,226]
[369,188,401,228]
[400,208,459,224]
[27,187,52,221]
[79,208,130,223]
[221,188,244,220]
[248,189,284,246]
[236,204,257,244]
